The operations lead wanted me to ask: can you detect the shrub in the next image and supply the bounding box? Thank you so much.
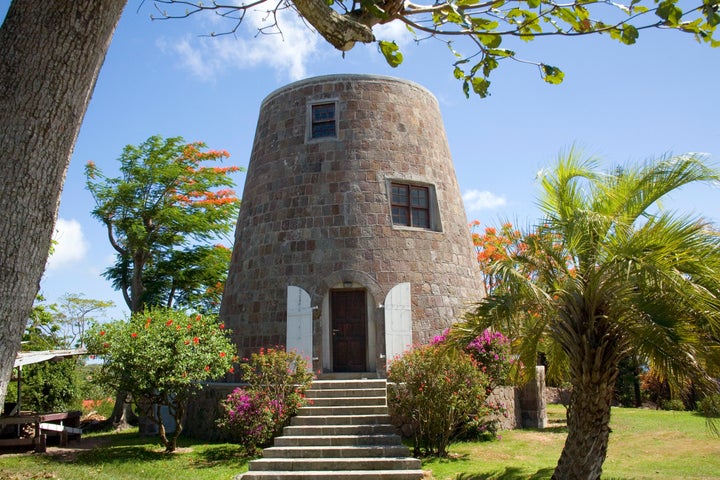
[218,347,313,453]
[464,329,512,388]
[387,343,493,457]
[697,394,720,418]
[660,399,686,411]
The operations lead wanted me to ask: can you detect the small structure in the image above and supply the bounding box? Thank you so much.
[220,74,484,377]
[1,349,84,452]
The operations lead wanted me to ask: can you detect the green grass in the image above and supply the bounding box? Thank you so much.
[423,405,720,479]
[0,406,718,479]
[0,430,250,480]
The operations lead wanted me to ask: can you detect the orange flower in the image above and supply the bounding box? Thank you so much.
[99,331,105,336]
[131,332,137,338]
[193,337,199,344]
[166,319,173,327]
[219,352,226,358]
[228,367,235,374]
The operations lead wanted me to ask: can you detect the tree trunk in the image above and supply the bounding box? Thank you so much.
[0,0,127,410]
[552,359,617,479]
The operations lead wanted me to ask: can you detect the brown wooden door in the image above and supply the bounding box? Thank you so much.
[331,290,367,372]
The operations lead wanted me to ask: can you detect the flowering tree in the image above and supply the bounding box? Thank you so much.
[218,347,313,453]
[86,135,242,315]
[86,308,236,452]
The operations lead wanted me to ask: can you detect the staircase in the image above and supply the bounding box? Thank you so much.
[237,377,424,480]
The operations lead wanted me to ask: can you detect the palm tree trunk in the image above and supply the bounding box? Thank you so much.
[552,365,616,479]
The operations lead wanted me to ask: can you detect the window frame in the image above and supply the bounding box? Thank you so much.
[387,180,441,232]
[307,100,339,142]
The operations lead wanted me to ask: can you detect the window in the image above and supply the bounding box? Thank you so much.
[391,183,431,229]
[311,102,336,139]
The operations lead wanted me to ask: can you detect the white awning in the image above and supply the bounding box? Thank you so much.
[14,349,87,368]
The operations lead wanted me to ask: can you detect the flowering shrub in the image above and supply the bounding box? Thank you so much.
[85,308,236,452]
[465,329,512,388]
[218,347,313,453]
[387,343,493,457]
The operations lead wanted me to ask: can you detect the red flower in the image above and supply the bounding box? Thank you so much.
[103,342,110,348]
[195,314,202,321]
[204,365,210,371]
[219,323,225,329]
[184,340,190,345]
[166,319,173,327]
[131,332,138,338]
[219,352,226,358]
[193,337,199,344]
[228,367,235,374]
[99,331,105,336]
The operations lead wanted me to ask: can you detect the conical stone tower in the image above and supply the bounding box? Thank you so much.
[220,74,483,376]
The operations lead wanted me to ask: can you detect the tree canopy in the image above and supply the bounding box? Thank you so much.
[86,135,242,314]
[153,0,720,97]
[455,151,720,479]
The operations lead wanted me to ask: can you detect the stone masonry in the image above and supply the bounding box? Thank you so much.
[220,74,484,376]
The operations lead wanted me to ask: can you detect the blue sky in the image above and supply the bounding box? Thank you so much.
[2,2,718,321]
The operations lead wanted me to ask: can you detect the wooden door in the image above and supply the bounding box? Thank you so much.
[331,290,367,372]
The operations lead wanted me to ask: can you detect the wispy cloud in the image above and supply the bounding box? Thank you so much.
[159,8,321,81]
[47,218,88,271]
[462,189,507,212]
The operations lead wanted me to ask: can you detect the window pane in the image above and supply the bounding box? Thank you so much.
[392,206,410,226]
[312,121,336,138]
[392,184,409,205]
[313,103,335,121]
[410,187,428,207]
[412,209,430,229]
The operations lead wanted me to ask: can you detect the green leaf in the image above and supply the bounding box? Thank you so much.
[657,0,683,25]
[471,77,492,98]
[478,34,502,48]
[453,66,466,80]
[527,0,541,9]
[621,24,639,44]
[379,41,404,68]
[542,64,565,84]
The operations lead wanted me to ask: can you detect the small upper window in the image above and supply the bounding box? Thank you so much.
[311,103,336,139]
[391,183,431,229]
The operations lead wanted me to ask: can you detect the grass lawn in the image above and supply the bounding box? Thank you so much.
[424,405,720,479]
[0,405,718,479]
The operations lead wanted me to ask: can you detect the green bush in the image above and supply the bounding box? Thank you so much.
[697,394,720,418]
[387,343,493,457]
[8,358,78,413]
[217,347,313,453]
[660,399,686,411]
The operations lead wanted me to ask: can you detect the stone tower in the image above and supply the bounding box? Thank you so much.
[220,74,483,376]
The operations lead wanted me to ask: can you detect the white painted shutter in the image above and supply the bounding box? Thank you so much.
[384,282,412,368]
[286,286,313,365]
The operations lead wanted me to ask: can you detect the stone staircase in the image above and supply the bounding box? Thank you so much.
[237,378,424,480]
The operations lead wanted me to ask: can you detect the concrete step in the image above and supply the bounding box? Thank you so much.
[238,469,425,480]
[274,433,403,447]
[282,424,398,436]
[262,445,412,459]
[248,457,421,471]
[290,414,392,426]
[311,379,388,390]
[297,405,388,416]
[308,396,386,407]
[306,387,387,399]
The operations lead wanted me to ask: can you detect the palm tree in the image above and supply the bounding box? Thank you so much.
[457,150,720,479]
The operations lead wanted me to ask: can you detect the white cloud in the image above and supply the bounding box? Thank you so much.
[47,218,88,271]
[160,8,321,82]
[372,20,416,48]
[462,190,507,212]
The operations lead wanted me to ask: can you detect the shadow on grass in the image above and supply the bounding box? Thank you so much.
[44,430,252,470]
[454,467,555,479]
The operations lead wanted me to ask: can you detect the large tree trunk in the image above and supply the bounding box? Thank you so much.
[552,350,619,479]
[0,0,127,411]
